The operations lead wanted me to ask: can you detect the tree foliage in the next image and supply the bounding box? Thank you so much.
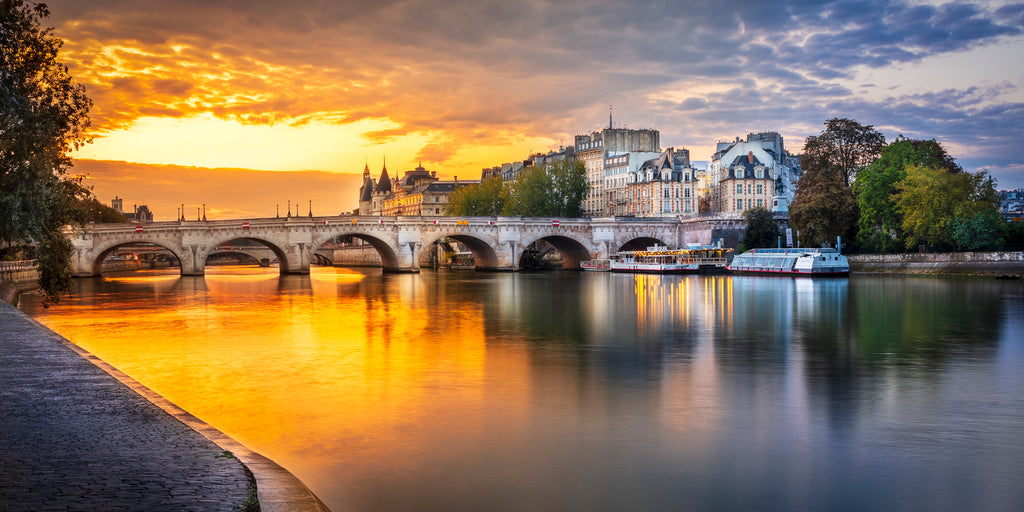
[741,207,780,249]
[444,177,506,216]
[895,166,1002,251]
[78,196,129,223]
[854,137,961,252]
[802,117,885,187]
[789,165,858,248]
[1,0,93,305]
[501,159,588,217]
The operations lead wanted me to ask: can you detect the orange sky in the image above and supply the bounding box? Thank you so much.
[41,0,1024,219]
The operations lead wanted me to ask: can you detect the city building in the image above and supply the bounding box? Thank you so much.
[999,188,1024,222]
[359,161,478,216]
[574,117,661,217]
[620,148,697,217]
[707,131,801,214]
[111,196,154,222]
[603,151,663,216]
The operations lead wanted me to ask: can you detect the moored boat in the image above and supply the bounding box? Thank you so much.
[580,259,611,271]
[727,248,849,276]
[610,245,731,274]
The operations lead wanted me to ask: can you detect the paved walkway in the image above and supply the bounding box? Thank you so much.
[0,303,253,511]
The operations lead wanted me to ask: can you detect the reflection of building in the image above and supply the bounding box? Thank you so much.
[706,132,801,213]
[111,196,154,222]
[358,161,479,216]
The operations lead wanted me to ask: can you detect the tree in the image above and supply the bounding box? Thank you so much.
[741,207,780,249]
[854,137,961,252]
[78,196,129,223]
[788,165,858,248]
[547,159,588,217]
[1,0,93,306]
[802,118,885,187]
[445,177,506,216]
[951,209,1005,252]
[501,160,588,217]
[895,166,1002,251]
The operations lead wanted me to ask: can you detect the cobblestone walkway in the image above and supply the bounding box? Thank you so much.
[0,303,252,512]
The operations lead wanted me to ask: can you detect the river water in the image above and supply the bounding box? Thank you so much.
[19,267,1024,512]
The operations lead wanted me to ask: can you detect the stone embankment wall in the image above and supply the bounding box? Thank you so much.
[0,267,40,305]
[848,251,1024,277]
[331,246,383,267]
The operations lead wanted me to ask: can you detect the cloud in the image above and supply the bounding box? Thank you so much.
[41,0,1024,188]
[73,160,364,219]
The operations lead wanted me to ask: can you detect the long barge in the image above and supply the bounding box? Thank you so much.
[727,248,849,276]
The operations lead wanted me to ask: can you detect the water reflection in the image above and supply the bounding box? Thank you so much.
[20,268,1024,512]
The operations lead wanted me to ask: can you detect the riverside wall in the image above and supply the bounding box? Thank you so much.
[0,268,39,305]
[848,251,1024,277]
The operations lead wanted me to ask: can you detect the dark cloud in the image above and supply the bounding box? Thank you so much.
[41,0,1024,187]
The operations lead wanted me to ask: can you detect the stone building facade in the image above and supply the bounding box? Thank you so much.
[358,161,478,216]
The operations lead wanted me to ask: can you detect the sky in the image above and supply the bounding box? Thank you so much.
[43,0,1024,219]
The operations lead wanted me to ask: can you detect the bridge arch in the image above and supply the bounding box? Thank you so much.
[198,236,290,274]
[520,232,595,270]
[311,230,402,271]
[422,232,502,270]
[87,239,186,276]
[616,235,669,252]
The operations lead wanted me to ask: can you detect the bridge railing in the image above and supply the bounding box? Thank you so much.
[0,259,38,271]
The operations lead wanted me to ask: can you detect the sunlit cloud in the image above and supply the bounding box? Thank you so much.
[43,0,1024,190]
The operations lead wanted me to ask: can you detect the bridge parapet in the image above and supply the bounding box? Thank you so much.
[67,214,769,276]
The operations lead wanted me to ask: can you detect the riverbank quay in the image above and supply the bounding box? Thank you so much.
[0,260,40,304]
[0,302,331,512]
[847,251,1024,277]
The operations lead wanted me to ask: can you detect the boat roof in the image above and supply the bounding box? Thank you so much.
[741,248,839,254]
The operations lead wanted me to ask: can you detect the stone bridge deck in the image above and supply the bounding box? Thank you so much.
[69,215,752,276]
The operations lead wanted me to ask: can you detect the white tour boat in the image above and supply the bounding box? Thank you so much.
[610,245,731,274]
[727,247,849,276]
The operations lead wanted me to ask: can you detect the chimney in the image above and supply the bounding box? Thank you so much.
[747,151,754,164]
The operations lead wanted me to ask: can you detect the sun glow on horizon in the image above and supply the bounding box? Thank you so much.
[77,115,413,173]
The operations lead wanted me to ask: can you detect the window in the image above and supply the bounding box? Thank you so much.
[747,184,752,194]
[757,199,763,208]
[757,184,763,195]
[736,199,743,210]
[684,187,690,198]
[664,188,670,198]
[736,184,743,194]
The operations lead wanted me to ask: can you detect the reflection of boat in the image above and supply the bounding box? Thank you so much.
[581,259,611,272]
[610,245,730,274]
[727,248,849,276]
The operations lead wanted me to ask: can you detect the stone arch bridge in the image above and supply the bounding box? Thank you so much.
[68,215,749,276]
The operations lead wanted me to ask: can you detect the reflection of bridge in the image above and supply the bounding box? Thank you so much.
[68,215,746,276]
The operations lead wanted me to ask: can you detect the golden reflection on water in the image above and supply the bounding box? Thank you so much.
[21,268,1022,512]
[24,266,539,510]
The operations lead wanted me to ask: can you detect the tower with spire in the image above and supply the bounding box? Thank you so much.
[357,159,375,215]
[371,158,392,214]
